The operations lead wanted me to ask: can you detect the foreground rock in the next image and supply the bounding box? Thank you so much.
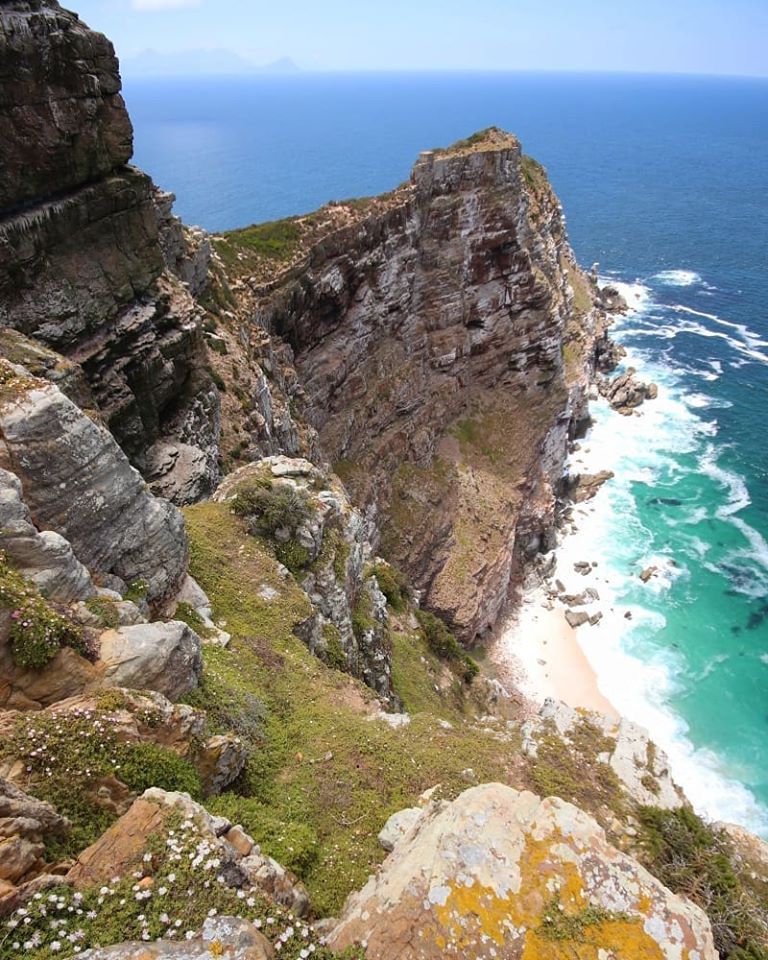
[80,916,274,959]
[68,789,310,917]
[328,783,715,958]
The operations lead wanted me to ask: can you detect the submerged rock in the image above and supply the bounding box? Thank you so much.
[328,783,715,959]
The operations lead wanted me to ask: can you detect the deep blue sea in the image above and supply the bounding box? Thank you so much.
[124,72,768,832]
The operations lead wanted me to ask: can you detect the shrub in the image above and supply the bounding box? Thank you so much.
[369,562,409,612]
[351,591,375,640]
[117,742,202,799]
[123,578,149,603]
[415,609,479,685]
[85,596,120,629]
[232,481,315,574]
[635,806,768,959]
[0,554,86,669]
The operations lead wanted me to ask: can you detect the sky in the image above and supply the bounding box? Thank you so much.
[71,0,768,76]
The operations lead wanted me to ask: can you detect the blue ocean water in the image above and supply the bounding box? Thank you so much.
[124,72,768,831]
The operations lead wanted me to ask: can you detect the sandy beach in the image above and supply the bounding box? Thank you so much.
[494,584,618,718]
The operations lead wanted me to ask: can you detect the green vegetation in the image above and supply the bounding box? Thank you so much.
[85,595,120,629]
[0,812,364,960]
[123,578,149,603]
[521,154,548,192]
[539,896,632,943]
[415,609,479,684]
[213,217,304,274]
[351,589,375,640]
[173,600,218,640]
[526,717,626,819]
[181,504,519,915]
[232,480,314,574]
[635,807,768,959]
[368,562,409,612]
[0,553,86,669]
[0,709,200,860]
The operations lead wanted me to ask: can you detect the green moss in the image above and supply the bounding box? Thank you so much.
[0,553,86,669]
[174,600,217,640]
[85,595,120,629]
[117,742,202,799]
[321,622,347,671]
[539,895,632,943]
[123,578,149,603]
[521,153,548,191]
[214,218,303,271]
[351,590,375,640]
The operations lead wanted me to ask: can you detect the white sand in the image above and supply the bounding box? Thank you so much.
[495,585,618,718]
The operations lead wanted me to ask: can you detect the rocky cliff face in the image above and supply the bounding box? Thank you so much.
[210,131,605,642]
[0,0,220,504]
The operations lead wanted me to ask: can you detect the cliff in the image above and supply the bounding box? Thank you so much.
[0,0,220,504]
[207,130,603,642]
[2,4,767,960]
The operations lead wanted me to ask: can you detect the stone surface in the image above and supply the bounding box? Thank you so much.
[215,458,399,704]
[377,806,423,852]
[0,467,95,602]
[68,789,309,919]
[197,734,248,796]
[522,699,685,810]
[328,784,716,959]
[98,622,203,701]
[0,367,189,604]
[598,367,658,415]
[0,778,69,897]
[79,916,274,959]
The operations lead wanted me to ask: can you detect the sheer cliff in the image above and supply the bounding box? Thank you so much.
[207,131,605,642]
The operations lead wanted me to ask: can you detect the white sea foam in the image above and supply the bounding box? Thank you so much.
[653,269,702,286]
[532,277,768,836]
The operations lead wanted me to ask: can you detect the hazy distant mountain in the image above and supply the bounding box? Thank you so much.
[121,49,300,78]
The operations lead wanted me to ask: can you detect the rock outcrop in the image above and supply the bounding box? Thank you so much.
[0,362,188,604]
[599,367,658,415]
[68,788,310,917]
[215,456,398,703]
[0,0,220,503]
[522,699,685,810]
[328,783,716,959]
[212,131,609,643]
[79,916,274,960]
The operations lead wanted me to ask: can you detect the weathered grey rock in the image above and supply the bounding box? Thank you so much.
[522,699,685,809]
[216,458,399,705]
[154,188,212,297]
[197,734,248,797]
[328,784,716,959]
[98,622,202,701]
[0,467,95,601]
[599,367,658,415]
[0,779,69,893]
[79,916,274,959]
[239,850,310,918]
[377,806,423,852]
[0,369,189,604]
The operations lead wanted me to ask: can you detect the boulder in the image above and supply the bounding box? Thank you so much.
[197,734,248,796]
[68,789,309,917]
[378,806,423,852]
[0,369,189,604]
[97,622,202,701]
[0,779,69,901]
[328,784,716,959]
[564,609,589,628]
[79,916,274,959]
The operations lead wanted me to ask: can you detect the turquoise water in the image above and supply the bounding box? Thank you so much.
[123,72,768,831]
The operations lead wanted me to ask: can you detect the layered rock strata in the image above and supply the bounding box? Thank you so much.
[213,131,609,642]
[0,0,220,503]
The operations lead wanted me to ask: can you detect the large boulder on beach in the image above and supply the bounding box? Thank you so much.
[328,783,715,959]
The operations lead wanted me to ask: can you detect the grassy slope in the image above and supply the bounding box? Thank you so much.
[183,503,522,915]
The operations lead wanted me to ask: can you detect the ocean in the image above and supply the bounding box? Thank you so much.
[123,71,768,833]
